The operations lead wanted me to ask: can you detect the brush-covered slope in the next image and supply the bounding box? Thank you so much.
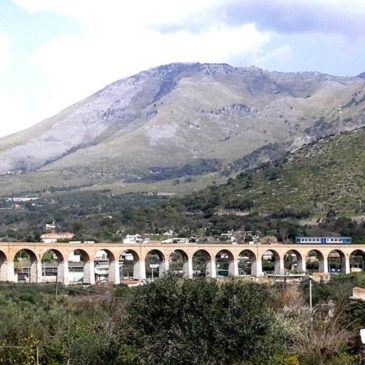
[189,128,365,215]
[1,62,365,194]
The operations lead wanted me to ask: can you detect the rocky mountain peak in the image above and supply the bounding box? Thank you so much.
[1,63,365,194]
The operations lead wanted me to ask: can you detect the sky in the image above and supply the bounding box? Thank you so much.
[1,0,365,138]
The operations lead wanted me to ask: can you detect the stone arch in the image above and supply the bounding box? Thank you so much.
[215,249,235,277]
[0,250,7,281]
[238,250,257,276]
[328,249,346,273]
[350,250,365,272]
[94,249,117,284]
[40,249,65,283]
[192,249,213,277]
[261,249,282,275]
[306,250,325,272]
[68,248,93,284]
[284,249,305,273]
[145,249,168,280]
[14,248,38,283]
[120,249,141,280]
[169,249,190,277]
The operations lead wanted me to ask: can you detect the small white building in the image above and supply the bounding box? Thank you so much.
[45,221,56,231]
[96,250,108,260]
[123,234,143,244]
[41,232,75,243]
[162,237,189,244]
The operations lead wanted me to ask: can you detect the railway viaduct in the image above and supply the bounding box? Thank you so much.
[0,242,364,285]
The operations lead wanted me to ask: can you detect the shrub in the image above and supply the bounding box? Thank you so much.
[123,275,286,364]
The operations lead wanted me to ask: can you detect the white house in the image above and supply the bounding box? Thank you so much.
[123,234,143,244]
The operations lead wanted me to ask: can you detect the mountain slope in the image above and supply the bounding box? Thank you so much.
[1,63,365,194]
[186,128,365,215]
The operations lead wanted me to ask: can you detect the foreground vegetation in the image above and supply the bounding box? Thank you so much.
[0,274,365,364]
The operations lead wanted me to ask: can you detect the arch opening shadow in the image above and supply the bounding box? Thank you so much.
[41,249,65,283]
[0,250,7,281]
[328,249,346,274]
[120,250,140,280]
[284,250,305,274]
[262,250,281,275]
[94,249,116,283]
[306,250,325,273]
[145,249,167,280]
[216,250,234,277]
[14,249,37,283]
[192,250,212,277]
[238,250,257,276]
[350,250,365,272]
[169,250,189,277]
[68,249,91,284]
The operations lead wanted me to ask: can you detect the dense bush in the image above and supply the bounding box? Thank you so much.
[124,275,286,364]
[0,284,123,365]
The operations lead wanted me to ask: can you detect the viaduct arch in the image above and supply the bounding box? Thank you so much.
[0,242,363,284]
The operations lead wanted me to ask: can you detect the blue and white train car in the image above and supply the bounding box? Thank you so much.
[295,237,352,244]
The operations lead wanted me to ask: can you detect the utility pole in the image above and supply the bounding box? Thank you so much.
[309,277,313,311]
[55,269,59,298]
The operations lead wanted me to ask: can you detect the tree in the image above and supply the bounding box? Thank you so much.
[123,275,285,364]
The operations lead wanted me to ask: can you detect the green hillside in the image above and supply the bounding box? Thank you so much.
[188,128,365,215]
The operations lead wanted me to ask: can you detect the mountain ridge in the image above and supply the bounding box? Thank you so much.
[1,62,365,194]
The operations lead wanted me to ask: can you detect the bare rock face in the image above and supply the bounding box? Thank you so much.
[1,63,365,190]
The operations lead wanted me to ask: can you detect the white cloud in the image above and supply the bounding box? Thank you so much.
[2,0,275,138]
[0,91,28,137]
[12,0,226,30]
[0,33,19,137]
[0,33,11,74]
[32,9,271,118]
[256,45,293,68]
[9,0,363,139]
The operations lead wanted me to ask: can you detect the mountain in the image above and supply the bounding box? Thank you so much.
[1,62,365,195]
